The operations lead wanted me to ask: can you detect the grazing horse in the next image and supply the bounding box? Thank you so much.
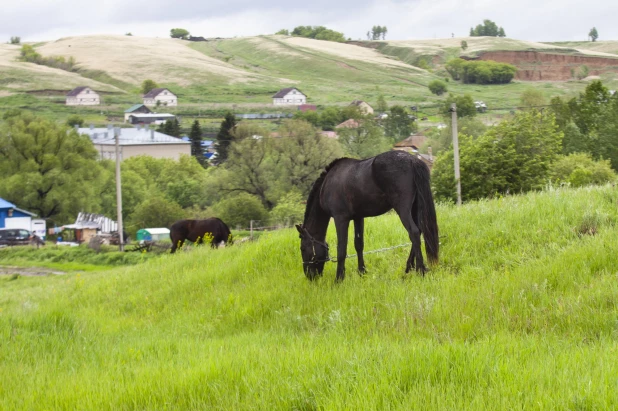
[296,150,439,282]
[170,218,232,254]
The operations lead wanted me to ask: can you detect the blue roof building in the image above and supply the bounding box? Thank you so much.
[0,198,36,229]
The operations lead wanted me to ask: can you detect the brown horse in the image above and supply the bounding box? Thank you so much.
[170,218,232,253]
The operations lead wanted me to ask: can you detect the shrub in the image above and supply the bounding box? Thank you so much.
[549,153,617,187]
[270,191,305,226]
[445,58,517,84]
[10,36,20,44]
[428,80,448,96]
[212,193,270,229]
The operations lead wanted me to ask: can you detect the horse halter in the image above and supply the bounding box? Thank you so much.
[300,229,330,264]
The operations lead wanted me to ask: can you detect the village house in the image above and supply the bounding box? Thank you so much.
[124,104,152,122]
[127,113,176,125]
[66,86,100,106]
[272,88,307,106]
[143,88,177,107]
[350,100,374,115]
[77,125,190,161]
[0,198,46,239]
[393,133,434,169]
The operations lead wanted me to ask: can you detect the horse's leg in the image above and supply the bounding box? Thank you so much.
[353,218,366,275]
[394,200,425,275]
[171,237,184,254]
[334,218,350,282]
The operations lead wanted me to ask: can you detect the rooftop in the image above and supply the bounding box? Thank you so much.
[78,127,190,146]
[66,86,91,97]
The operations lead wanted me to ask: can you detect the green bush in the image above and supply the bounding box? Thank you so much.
[445,58,517,84]
[428,80,448,96]
[550,153,617,187]
[213,193,270,229]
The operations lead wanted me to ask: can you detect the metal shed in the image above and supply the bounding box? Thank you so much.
[136,228,170,241]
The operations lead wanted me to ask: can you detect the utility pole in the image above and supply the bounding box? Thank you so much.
[114,126,125,251]
[451,103,462,206]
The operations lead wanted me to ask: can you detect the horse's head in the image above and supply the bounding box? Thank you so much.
[296,224,328,280]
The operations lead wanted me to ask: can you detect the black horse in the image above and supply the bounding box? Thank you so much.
[296,150,439,282]
[170,218,232,254]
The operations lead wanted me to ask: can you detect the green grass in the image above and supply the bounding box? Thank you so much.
[2,185,618,409]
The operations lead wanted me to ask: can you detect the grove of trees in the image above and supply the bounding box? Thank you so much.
[446,58,517,84]
[289,26,346,42]
[469,20,506,37]
[170,28,190,39]
[367,26,388,40]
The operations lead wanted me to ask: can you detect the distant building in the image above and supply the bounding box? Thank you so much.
[78,126,190,161]
[66,86,100,106]
[124,104,152,122]
[127,113,176,125]
[335,119,360,129]
[0,198,36,229]
[272,88,307,106]
[143,88,177,107]
[393,134,428,152]
[350,100,374,115]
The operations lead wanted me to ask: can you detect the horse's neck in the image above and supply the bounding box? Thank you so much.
[304,184,330,241]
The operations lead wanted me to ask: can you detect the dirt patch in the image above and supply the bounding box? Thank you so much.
[0,266,66,277]
[336,61,357,70]
[478,51,618,81]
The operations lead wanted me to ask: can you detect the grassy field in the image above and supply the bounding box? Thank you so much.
[1,185,618,409]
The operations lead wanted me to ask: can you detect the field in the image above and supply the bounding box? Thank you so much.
[2,185,618,409]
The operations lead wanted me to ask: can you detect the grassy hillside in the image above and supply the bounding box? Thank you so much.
[545,40,618,56]
[1,34,618,124]
[2,185,618,409]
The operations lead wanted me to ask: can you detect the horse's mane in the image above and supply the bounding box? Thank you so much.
[303,157,349,223]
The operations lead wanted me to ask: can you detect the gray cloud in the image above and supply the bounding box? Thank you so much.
[1,0,616,42]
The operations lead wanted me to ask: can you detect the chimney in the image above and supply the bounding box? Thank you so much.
[428,146,433,162]
[151,129,155,140]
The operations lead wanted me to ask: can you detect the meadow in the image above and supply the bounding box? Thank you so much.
[1,184,618,409]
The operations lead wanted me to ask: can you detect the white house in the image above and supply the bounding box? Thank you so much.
[143,88,177,107]
[350,100,374,115]
[272,88,307,106]
[66,87,100,106]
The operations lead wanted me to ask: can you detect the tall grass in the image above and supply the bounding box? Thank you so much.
[1,185,618,409]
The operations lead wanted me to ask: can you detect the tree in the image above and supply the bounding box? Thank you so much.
[589,27,599,42]
[460,40,468,51]
[440,94,477,118]
[170,28,190,40]
[432,111,563,202]
[549,153,616,187]
[337,119,391,159]
[213,112,237,165]
[384,105,417,141]
[158,118,181,137]
[519,88,546,108]
[290,26,346,42]
[275,29,289,35]
[0,112,102,223]
[428,79,448,96]
[129,195,185,229]
[189,120,205,167]
[9,36,20,44]
[370,26,388,40]
[212,193,269,228]
[376,94,388,113]
[273,120,343,196]
[269,191,305,226]
[141,79,158,94]
[66,115,84,128]
[470,20,505,37]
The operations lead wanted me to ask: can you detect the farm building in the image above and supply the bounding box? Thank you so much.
[59,213,118,244]
[393,133,428,152]
[350,100,374,114]
[78,126,190,161]
[66,86,100,106]
[0,198,46,239]
[136,228,170,242]
[272,88,307,106]
[124,104,152,122]
[335,119,360,129]
[143,88,177,107]
[127,113,176,125]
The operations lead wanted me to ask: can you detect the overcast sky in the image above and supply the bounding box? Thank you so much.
[2,0,616,43]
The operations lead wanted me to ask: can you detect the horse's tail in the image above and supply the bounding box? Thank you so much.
[412,160,439,264]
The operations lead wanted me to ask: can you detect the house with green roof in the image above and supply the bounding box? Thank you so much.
[124,104,152,122]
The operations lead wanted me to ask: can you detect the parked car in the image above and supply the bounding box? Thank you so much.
[0,228,34,246]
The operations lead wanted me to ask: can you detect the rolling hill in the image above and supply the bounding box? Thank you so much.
[1,34,618,121]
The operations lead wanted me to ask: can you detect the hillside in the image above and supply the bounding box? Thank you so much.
[2,34,618,123]
[2,185,618,409]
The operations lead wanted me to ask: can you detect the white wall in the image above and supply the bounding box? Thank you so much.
[144,90,177,107]
[66,88,100,106]
[273,89,306,106]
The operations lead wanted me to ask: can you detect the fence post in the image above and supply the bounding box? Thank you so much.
[250,220,253,240]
